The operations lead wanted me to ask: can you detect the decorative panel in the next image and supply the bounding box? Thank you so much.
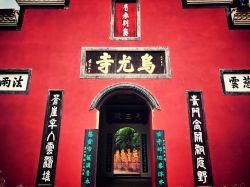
[226,7,250,29]
[0,9,22,30]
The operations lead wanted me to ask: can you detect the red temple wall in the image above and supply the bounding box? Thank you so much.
[0,0,250,186]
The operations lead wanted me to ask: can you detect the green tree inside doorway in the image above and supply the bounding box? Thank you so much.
[113,127,141,175]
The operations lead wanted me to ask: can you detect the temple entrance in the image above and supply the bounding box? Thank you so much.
[96,93,152,187]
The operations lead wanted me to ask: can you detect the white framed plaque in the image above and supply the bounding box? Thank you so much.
[0,69,32,94]
[220,69,250,95]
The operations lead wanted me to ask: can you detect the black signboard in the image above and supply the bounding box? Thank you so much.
[154,130,168,187]
[36,90,64,187]
[81,129,99,187]
[106,109,148,124]
[187,91,213,187]
[80,47,171,78]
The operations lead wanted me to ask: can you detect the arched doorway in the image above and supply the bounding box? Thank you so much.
[90,83,160,187]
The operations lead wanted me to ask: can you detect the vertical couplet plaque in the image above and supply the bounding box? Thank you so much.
[154,130,168,187]
[111,0,140,40]
[36,90,64,187]
[187,91,213,187]
[81,129,99,187]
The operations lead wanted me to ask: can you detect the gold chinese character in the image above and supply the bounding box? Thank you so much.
[117,54,134,73]
[96,52,114,74]
[138,53,156,74]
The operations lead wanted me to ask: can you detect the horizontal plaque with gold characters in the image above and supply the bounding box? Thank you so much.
[80,47,171,79]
